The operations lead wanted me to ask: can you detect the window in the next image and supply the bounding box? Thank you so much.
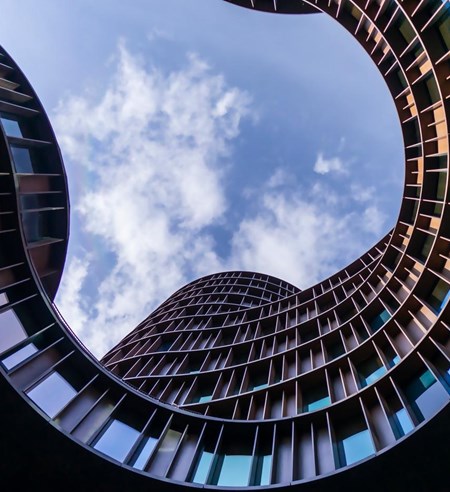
[249,373,268,392]
[368,309,391,332]
[393,407,414,437]
[1,343,38,370]
[303,385,331,412]
[131,435,158,470]
[0,309,27,354]
[327,338,345,360]
[403,369,448,421]
[335,419,375,467]
[94,419,140,462]
[427,279,450,314]
[0,292,8,306]
[11,146,34,173]
[27,371,77,418]
[212,453,252,487]
[191,448,214,484]
[0,114,23,138]
[158,340,172,352]
[252,453,272,486]
[358,356,387,387]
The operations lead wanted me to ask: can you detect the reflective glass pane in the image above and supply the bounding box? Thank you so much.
[303,385,331,412]
[358,357,387,387]
[427,279,450,314]
[0,309,27,354]
[341,428,375,466]
[404,369,448,421]
[2,343,38,369]
[252,453,272,486]
[369,309,390,332]
[27,372,76,418]
[198,395,212,403]
[11,146,34,173]
[0,115,22,137]
[0,292,8,306]
[132,436,158,470]
[94,419,140,462]
[192,449,213,484]
[394,408,414,437]
[216,454,252,487]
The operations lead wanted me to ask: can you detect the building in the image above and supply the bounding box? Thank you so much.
[0,0,449,490]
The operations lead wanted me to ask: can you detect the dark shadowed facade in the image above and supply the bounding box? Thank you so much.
[0,1,449,490]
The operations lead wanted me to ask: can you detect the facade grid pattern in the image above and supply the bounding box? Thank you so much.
[0,0,449,490]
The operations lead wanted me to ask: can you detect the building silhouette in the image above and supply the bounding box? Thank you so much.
[0,0,449,490]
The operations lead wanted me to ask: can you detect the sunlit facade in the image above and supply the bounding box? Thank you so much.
[0,1,449,490]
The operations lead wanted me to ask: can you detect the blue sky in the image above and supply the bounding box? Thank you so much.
[0,1,404,357]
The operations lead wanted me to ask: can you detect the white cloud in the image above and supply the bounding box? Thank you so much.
[54,43,388,359]
[313,152,347,175]
[55,42,250,357]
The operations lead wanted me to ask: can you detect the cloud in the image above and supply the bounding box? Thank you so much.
[225,174,383,288]
[54,43,388,359]
[313,152,347,175]
[55,42,250,357]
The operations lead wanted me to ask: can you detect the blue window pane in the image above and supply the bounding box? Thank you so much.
[94,419,140,462]
[394,408,414,436]
[306,395,331,412]
[392,354,401,366]
[0,309,27,354]
[258,454,272,486]
[303,385,331,412]
[198,395,212,403]
[217,454,252,486]
[359,357,387,387]
[192,450,213,484]
[251,383,268,391]
[0,115,23,137]
[341,428,375,466]
[11,146,34,173]
[27,372,77,418]
[369,309,391,332]
[132,436,158,470]
[2,343,38,369]
[404,369,448,421]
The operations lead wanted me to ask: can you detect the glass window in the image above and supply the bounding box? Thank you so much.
[254,454,272,486]
[368,309,391,332]
[22,211,46,243]
[27,371,77,418]
[427,279,450,314]
[404,369,448,421]
[159,340,172,352]
[11,146,34,173]
[132,435,158,470]
[0,114,23,138]
[1,343,38,369]
[0,309,27,354]
[0,292,8,306]
[336,420,375,467]
[198,394,212,404]
[250,373,268,392]
[393,408,414,437]
[358,356,387,387]
[191,449,214,484]
[303,385,331,412]
[94,419,140,462]
[327,338,345,360]
[214,453,252,487]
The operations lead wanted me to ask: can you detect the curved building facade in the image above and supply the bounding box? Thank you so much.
[0,1,449,490]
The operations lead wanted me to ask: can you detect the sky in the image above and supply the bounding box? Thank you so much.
[0,1,404,357]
